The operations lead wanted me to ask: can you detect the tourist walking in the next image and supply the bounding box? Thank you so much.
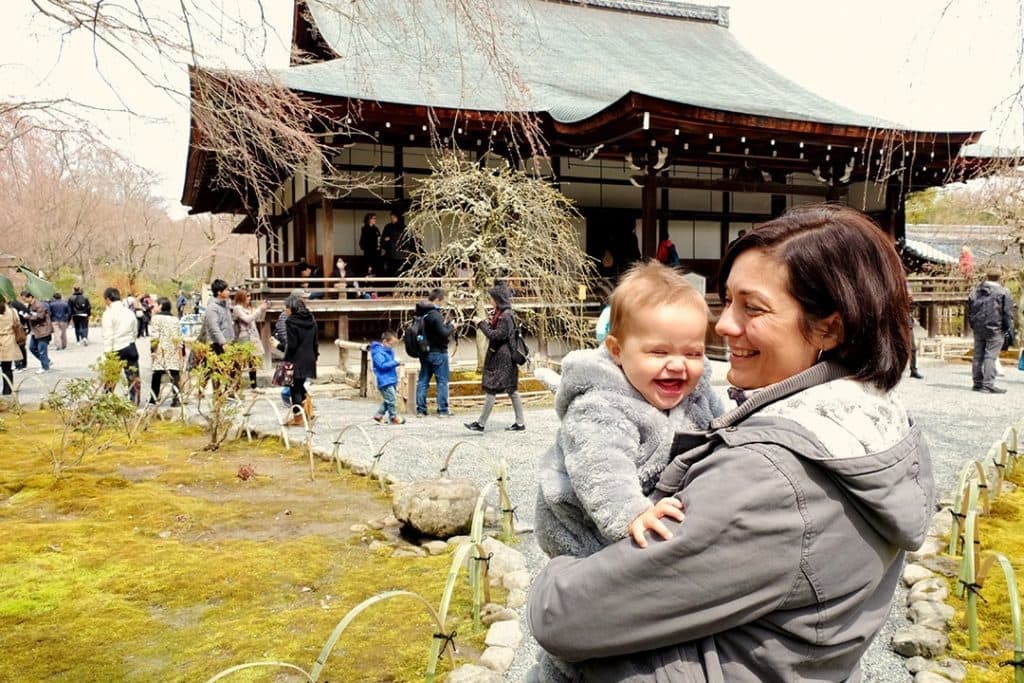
[68,286,91,345]
[22,291,53,373]
[48,293,71,350]
[232,289,268,389]
[370,330,404,425]
[282,294,318,426]
[967,268,1015,394]
[175,291,187,318]
[0,297,23,395]
[9,297,28,370]
[529,205,934,682]
[101,288,140,403]
[464,283,526,432]
[414,288,453,417]
[148,297,183,406]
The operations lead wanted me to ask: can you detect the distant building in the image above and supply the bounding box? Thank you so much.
[905,224,1020,271]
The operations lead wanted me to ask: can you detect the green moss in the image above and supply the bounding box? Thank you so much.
[945,469,1024,683]
[0,413,496,682]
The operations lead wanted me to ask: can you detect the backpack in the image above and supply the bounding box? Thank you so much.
[404,315,431,359]
[666,243,681,266]
[509,318,529,366]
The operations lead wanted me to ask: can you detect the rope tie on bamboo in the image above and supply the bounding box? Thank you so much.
[1006,448,1018,455]
[949,509,966,522]
[999,659,1024,669]
[433,630,457,658]
[439,465,449,476]
[957,579,988,603]
[994,460,1006,470]
[503,505,519,521]
[372,450,384,463]
[472,552,494,572]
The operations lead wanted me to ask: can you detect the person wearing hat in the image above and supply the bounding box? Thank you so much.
[464,282,525,432]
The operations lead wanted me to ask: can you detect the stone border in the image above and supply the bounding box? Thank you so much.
[891,480,1019,682]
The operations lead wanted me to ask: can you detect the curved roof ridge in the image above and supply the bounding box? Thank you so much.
[555,0,729,25]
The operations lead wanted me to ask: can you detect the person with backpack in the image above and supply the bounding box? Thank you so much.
[464,282,525,432]
[68,286,92,344]
[47,292,71,350]
[413,287,453,417]
[967,268,1015,394]
[656,231,681,267]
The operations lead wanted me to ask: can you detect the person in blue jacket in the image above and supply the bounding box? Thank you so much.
[370,330,404,425]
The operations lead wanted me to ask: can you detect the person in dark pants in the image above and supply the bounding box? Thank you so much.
[101,287,141,403]
[359,212,382,275]
[68,286,92,345]
[0,297,23,393]
[414,288,454,417]
[48,292,71,350]
[464,283,525,432]
[967,269,1015,394]
[906,280,922,379]
[283,294,319,425]
[9,297,28,370]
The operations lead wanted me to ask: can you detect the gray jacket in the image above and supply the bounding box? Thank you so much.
[528,362,935,682]
[203,298,235,345]
[967,280,1015,340]
[534,347,723,559]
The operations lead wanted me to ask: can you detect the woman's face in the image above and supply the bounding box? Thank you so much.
[716,248,824,390]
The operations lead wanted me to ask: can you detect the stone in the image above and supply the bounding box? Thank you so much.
[907,578,949,605]
[927,659,967,682]
[483,505,502,527]
[349,523,368,533]
[447,535,472,549]
[446,664,503,683]
[366,518,386,530]
[502,569,532,592]
[928,509,954,538]
[480,537,527,580]
[506,588,527,609]
[485,618,523,649]
[907,537,945,562]
[478,646,516,673]
[918,555,960,577]
[915,672,952,683]
[892,625,949,658]
[422,540,448,556]
[368,540,389,551]
[904,656,929,673]
[391,547,426,558]
[908,600,955,629]
[350,463,371,476]
[391,478,480,538]
[903,564,937,587]
[481,607,518,625]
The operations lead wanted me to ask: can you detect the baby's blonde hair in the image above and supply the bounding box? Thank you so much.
[608,261,709,340]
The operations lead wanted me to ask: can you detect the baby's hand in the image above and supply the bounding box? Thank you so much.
[628,498,685,549]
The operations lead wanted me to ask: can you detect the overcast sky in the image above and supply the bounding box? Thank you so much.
[1,0,1021,216]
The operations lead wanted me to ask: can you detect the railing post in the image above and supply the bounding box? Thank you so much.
[359,348,369,398]
[405,367,419,416]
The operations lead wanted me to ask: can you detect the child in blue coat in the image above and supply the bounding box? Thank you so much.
[371,330,404,424]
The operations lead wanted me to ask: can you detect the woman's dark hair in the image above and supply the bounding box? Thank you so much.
[157,297,172,314]
[718,204,911,391]
[363,212,376,225]
[104,287,121,302]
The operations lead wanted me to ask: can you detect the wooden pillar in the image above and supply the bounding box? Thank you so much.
[659,171,669,240]
[394,145,405,202]
[304,205,316,266]
[322,197,334,276]
[770,171,788,217]
[336,314,349,342]
[719,170,730,256]
[884,180,905,240]
[641,173,657,260]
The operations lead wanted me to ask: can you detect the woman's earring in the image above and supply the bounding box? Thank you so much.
[816,348,824,362]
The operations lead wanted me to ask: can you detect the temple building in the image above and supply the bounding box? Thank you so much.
[182,0,983,298]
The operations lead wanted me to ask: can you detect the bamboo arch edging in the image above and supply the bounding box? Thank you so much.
[369,434,437,492]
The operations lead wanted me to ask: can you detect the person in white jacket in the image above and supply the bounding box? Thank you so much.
[101,287,140,403]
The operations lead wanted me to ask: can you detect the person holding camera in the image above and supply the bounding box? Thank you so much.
[967,268,1015,394]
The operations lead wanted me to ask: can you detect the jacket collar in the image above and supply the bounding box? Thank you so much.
[711,362,850,431]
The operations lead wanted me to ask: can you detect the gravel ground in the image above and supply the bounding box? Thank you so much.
[13,334,1022,682]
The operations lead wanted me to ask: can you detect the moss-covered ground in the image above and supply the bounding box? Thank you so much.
[946,468,1024,683]
[0,411,489,682]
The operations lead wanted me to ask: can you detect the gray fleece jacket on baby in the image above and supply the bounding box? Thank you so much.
[534,346,723,559]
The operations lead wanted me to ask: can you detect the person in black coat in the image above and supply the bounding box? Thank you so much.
[283,294,319,424]
[359,212,381,275]
[380,210,405,278]
[464,283,525,432]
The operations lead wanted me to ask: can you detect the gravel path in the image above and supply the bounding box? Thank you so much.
[14,334,1022,682]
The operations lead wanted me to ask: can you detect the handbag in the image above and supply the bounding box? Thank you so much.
[12,320,26,345]
[272,361,295,387]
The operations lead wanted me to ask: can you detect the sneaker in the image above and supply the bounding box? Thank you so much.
[979,386,1008,394]
[505,423,526,432]
[416,412,428,418]
[438,412,455,418]
[35,368,48,374]
[390,417,406,425]
[464,421,485,432]
[909,370,923,379]
[372,414,384,423]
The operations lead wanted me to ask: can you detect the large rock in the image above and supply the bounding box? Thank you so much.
[392,478,480,538]
[485,618,523,649]
[892,626,949,658]
[478,646,515,673]
[915,672,953,683]
[480,537,527,580]
[903,564,937,587]
[928,510,954,538]
[907,537,945,563]
[918,555,960,577]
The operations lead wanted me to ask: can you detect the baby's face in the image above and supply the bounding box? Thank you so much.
[606,302,707,410]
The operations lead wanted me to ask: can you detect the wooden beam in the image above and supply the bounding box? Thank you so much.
[641,174,657,260]
[322,196,334,278]
[634,175,830,196]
